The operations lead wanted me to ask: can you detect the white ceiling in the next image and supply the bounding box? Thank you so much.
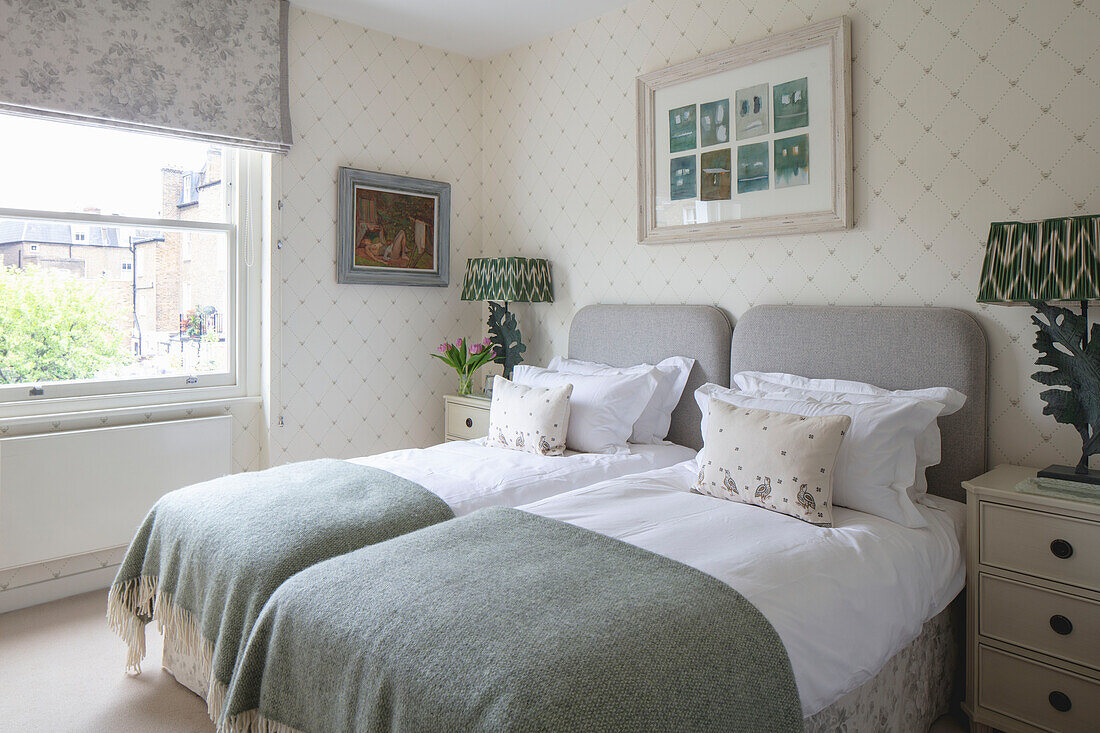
[290,0,632,58]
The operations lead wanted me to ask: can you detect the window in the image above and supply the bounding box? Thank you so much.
[0,113,265,412]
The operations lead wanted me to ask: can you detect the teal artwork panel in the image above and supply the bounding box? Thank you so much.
[669,104,697,153]
[774,134,809,188]
[736,142,769,193]
[699,99,730,147]
[670,155,697,200]
[773,77,808,132]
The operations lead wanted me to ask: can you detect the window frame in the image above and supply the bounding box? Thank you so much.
[0,146,266,418]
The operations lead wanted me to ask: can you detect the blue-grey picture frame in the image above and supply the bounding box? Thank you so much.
[337,167,450,286]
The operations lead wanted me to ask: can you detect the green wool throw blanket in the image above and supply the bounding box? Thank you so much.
[107,459,454,724]
[220,507,803,733]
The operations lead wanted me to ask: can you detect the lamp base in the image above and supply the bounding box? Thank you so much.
[486,301,525,380]
[1037,464,1100,486]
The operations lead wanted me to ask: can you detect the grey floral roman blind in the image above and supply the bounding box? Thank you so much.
[0,0,292,153]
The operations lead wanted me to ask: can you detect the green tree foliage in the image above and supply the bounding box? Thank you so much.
[0,266,131,384]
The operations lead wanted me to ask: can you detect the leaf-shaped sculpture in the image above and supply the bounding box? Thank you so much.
[487,301,526,378]
[1030,300,1100,472]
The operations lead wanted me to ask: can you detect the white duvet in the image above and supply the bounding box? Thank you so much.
[521,461,966,716]
[347,439,696,517]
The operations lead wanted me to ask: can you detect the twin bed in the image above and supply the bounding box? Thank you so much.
[112,303,987,733]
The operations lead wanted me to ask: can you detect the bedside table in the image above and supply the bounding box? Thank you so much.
[963,465,1100,733]
[443,394,491,442]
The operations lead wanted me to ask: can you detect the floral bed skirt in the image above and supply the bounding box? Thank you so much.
[805,600,961,732]
[164,597,962,733]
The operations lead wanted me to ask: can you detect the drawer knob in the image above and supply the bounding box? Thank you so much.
[1050,614,1073,636]
[465,417,473,428]
[1050,539,1074,559]
[1048,690,1072,713]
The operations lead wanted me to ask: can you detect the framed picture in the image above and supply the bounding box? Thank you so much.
[636,16,852,244]
[337,167,450,286]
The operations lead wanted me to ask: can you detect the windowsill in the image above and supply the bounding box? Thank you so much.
[0,394,262,435]
[0,385,261,423]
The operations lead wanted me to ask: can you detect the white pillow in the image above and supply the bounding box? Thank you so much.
[695,383,941,528]
[547,355,695,444]
[513,365,658,454]
[694,399,850,527]
[732,371,967,414]
[738,384,943,501]
[733,371,967,497]
[486,377,571,456]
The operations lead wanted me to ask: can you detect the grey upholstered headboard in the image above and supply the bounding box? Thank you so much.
[568,305,733,451]
[729,305,987,503]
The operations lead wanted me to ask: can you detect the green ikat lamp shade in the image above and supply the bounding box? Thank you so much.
[977,215,1100,484]
[460,257,553,379]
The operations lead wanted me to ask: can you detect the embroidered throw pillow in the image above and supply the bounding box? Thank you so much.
[694,382,941,528]
[693,400,851,527]
[486,377,572,456]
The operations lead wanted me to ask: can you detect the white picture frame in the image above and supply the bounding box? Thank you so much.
[636,16,852,244]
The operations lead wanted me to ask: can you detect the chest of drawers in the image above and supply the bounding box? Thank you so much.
[964,465,1100,733]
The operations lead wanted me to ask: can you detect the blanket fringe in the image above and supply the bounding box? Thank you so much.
[153,589,226,722]
[219,709,305,733]
[108,576,230,726]
[106,575,158,672]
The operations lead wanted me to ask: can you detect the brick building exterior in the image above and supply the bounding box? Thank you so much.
[145,148,228,339]
[0,147,227,361]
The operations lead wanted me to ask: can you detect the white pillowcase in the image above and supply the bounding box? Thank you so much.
[513,365,659,454]
[732,371,967,498]
[547,355,695,444]
[695,383,941,528]
[486,377,572,456]
[732,371,967,414]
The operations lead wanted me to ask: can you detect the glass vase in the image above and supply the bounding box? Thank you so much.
[457,371,473,396]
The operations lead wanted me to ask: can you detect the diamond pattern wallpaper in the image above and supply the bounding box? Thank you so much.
[268,8,485,465]
[481,0,1100,472]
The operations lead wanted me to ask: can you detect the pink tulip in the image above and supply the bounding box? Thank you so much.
[481,337,492,347]
[469,343,484,354]
[437,343,448,353]
[456,338,465,348]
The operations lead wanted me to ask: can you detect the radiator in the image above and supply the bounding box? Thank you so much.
[0,415,232,570]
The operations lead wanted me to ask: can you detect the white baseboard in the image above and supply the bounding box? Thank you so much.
[0,564,118,614]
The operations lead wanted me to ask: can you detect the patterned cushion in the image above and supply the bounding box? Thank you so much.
[693,400,850,527]
[486,376,571,456]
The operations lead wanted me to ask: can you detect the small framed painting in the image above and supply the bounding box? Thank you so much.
[337,167,450,286]
[636,16,852,244]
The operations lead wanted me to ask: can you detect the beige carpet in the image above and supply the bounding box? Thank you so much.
[0,590,211,733]
[0,589,971,733]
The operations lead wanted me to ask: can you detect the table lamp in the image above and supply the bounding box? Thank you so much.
[460,257,553,379]
[977,215,1100,484]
